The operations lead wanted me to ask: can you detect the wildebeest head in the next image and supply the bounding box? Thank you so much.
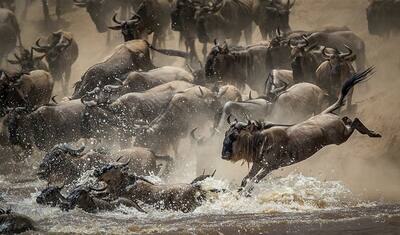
[37,144,85,181]
[0,73,30,117]
[7,48,46,73]
[93,160,131,186]
[108,13,147,42]
[191,169,216,185]
[33,32,72,64]
[222,117,263,161]
[205,40,232,82]
[61,185,107,212]
[322,45,355,70]
[36,185,66,207]
[74,0,111,32]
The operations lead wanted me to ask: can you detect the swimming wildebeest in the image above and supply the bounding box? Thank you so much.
[0,208,36,234]
[37,144,173,184]
[33,31,79,94]
[94,162,212,212]
[221,67,381,190]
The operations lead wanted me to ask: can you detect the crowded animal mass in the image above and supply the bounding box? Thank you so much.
[0,0,399,234]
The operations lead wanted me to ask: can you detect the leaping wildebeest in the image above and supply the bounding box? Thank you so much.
[221,67,381,190]
[33,31,79,94]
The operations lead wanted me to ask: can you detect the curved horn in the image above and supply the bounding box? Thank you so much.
[198,86,204,96]
[214,38,218,46]
[211,169,216,177]
[89,184,108,192]
[73,0,87,7]
[112,13,123,25]
[301,35,309,48]
[341,44,353,59]
[118,159,131,168]
[321,46,332,59]
[227,114,232,124]
[115,78,123,85]
[137,176,155,185]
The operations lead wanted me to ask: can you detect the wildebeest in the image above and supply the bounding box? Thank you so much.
[316,46,355,109]
[33,31,79,95]
[302,30,366,71]
[0,99,84,151]
[0,8,21,62]
[205,40,291,93]
[135,86,220,154]
[105,66,195,97]
[7,47,49,73]
[221,67,380,190]
[37,144,173,184]
[367,0,400,37]
[74,0,128,33]
[170,0,202,61]
[0,70,54,116]
[81,80,195,145]
[216,82,328,130]
[253,0,295,39]
[60,185,145,213]
[289,36,320,84]
[109,0,171,47]
[94,162,209,212]
[0,208,36,234]
[264,69,294,100]
[36,185,67,207]
[194,0,253,57]
[71,39,189,99]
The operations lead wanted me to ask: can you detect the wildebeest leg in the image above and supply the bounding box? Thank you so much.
[202,43,207,62]
[42,0,51,23]
[64,67,72,96]
[351,118,381,138]
[244,25,252,45]
[187,39,199,63]
[55,0,62,19]
[240,162,262,189]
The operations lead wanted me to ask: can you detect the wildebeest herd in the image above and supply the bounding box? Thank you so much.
[0,0,393,233]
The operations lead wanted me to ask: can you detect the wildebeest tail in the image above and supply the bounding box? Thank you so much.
[146,41,189,58]
[322,66,375,114]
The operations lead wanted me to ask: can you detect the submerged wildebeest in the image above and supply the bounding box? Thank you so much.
[94,162,212,213]
[0,8,21,62]
[221,67,381,190]
[37,144,172,185]
[194,0,253,57]
[0,70,54,117]
[367,0,400,37]
[316,46,355,109]
[253,0,295,39]
[7,47,49,73]
[61,185,145,213]
[36,184,145,213]
[109,0,171,47]
[0,208,36,234]
[71,39,189,99]
[0,99,84,152]
[205,40,291,93]
[33,31,79,94]
[215,82,328,130]
[135,86,221,154]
